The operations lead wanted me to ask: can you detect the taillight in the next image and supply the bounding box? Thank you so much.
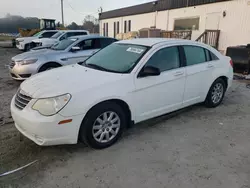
[230,59,233,67]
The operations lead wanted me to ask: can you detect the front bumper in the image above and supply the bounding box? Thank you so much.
[8,62,39,80]
[16,42,25,50]
[11,95,84,146]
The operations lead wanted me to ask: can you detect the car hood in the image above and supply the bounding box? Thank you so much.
[16,36,37,42]
[20,64,125,98]
[12,49,61,61]
[30,45,53,51]
[32,38,43,43]
[32,38,58,45]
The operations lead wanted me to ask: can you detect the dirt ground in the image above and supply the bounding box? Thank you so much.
[0,47,250,188]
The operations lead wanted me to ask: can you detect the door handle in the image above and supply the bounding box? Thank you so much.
[174,71,184,76]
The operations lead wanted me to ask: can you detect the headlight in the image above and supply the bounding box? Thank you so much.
[17,59,38,65]
[32,94,71,116]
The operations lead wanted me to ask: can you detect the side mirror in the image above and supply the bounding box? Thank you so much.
[139,66,160,77]
[71,46,80,52]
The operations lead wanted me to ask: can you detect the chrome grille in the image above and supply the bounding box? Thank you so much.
[9,61,15,69]
[15,90,32,110]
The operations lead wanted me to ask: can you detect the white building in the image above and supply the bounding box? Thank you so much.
[99,0,250,54]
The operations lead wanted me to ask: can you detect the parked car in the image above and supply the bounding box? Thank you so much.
[15,30,59,51]
[32,30,90,48]
[8,35,117,80]
[11,38,233,149]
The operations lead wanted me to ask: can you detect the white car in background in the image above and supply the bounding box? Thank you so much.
[15,30,58,51]
[32,30,90,49]
[11,39,233,149]
[9,35,117,80]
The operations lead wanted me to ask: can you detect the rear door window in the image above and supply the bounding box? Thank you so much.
[66,32,77,38]
[183,46,206,66]
[76,39,95,50]
[40,31,58,38]
[70,32,87,37]
[210,51,219,60]
[205,49,219,61]
[78,32,87,35]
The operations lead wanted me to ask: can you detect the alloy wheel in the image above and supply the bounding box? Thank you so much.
[92,111,121,143]
[211,83,224,104]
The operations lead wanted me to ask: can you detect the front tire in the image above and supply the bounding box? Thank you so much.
[205,78,226,108]
[24,44,31,52]
[79,102,127,149]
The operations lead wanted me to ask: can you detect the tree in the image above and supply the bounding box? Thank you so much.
[82,15,99,33]
[0,14,39,33]
[57,22,64,28]
[67,22,79,30]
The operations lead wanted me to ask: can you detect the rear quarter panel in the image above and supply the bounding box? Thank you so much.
[204,55,233,98]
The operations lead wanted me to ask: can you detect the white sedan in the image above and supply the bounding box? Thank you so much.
[11,38,233,149]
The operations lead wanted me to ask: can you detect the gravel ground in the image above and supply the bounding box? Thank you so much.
[0,47,250,188]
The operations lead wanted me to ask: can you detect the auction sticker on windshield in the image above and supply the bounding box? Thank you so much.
[126,47,145,54]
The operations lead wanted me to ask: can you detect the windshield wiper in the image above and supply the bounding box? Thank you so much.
[86,63,109,71]
[83,63,122,73]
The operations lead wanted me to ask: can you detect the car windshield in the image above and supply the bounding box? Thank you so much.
[33,31,43,37]
[51,38,77,50]
[82,43,148,73]
[51,32,64,39]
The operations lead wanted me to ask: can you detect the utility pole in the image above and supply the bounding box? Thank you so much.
[61,0,64,26]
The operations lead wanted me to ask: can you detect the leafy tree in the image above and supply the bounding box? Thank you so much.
[67,22,79,30]
[82,15,99,33]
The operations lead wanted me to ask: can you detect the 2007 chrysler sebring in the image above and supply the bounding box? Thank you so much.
[11,38,233,149]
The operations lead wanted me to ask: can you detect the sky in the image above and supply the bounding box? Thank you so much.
[0,0,152,25]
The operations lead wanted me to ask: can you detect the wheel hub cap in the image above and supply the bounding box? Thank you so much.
[211,83,224,104]
[92,111,121,143]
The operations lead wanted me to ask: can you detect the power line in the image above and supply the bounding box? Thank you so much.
[65,0,99,17]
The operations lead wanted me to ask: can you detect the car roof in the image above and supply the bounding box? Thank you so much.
[69,35,116,40]
[117,38,204,47]
[57,30,89,33]
[42,30,59,32]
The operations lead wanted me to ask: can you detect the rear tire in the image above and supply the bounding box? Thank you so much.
[38,63,61,72]
[205,78,226,108]
[79,102,127,149]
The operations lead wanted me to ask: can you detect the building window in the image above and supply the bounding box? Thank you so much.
[114,22,116,38]
[103,23,106,36]
[106,23,108,36]
[174,17,200,30]
[128,20,131,32]
[117,22,119,34]
[124,21,127,33]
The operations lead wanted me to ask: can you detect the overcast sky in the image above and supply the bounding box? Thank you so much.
[0,0,152,24]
